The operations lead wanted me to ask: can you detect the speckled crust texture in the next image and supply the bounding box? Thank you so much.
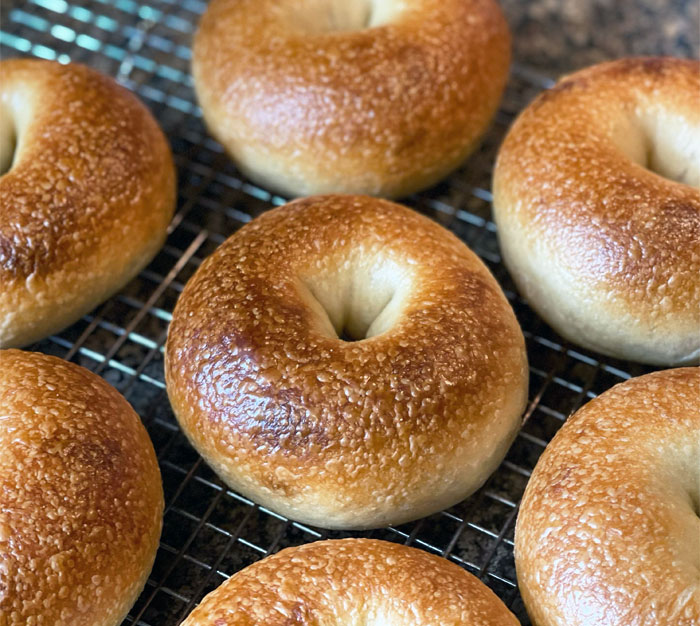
[515,367,700,626]
[0,59,176,348]
[165,195,528,529]
[181,538,520,625]
[0,350,163,626]
[492,57,700,366]
[192,0,511,198]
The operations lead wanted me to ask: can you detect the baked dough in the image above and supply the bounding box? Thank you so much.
[515,367,700,626]
[182,538,520,625]
[493,57,700,365]
[165,194,528,529]
[0,349,163,625]
[192,0,511,197]
[0,59,175,348]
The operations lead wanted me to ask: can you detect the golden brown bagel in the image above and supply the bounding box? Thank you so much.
[515,367,700,626]
[493,57,700,366]
[192,0,511,198]
[0,59,176,348]
[165,195,528,529]
[0,349,163,626]
[181,538,520,625]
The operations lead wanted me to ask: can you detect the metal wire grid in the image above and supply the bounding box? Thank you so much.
[0,2,663,624]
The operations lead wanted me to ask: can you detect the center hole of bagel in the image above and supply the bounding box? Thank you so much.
[301,253,413,342]
[692,486,700,519]
[0,110,16,176]
[290,0,401,34]
[618,112,700,187]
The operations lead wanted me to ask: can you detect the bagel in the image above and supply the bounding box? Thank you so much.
[515,367,700,626]
[0,59,175,348]
[165,194,528,529]
[192,0,511,198]
[181,538,520,625]
[0,349,163,626]
[492,57,700,366]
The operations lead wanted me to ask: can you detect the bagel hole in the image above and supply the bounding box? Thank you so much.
[692,487,700,519]
[301,253,413,342]
[619,112,700,187]
[288,0,402,34]
[0,111,16,176]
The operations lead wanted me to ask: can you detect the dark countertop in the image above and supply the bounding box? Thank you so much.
[501,0,698,76]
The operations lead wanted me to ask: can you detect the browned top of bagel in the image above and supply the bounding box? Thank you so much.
[182,538,520,625]
[165,195,527,529]
[493,58,700,361]
[0,349,163,625]
[0,59,175,347]
[192,0,510,197]
[515,367,700,626]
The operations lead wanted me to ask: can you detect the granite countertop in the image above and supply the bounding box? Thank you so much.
[501,0,698,75]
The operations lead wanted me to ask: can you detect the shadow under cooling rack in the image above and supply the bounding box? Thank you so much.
[0,1,660,624]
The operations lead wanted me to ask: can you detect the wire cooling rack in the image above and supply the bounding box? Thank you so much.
[1,1,685,624]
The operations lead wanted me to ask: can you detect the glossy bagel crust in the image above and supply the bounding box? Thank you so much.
[192,0,511,198]
[165,195,528,529]
[0,349,163,626]
[493,57,700,366]
[0,59,176,348]
[182,538,520,625]
[515,367,700,626]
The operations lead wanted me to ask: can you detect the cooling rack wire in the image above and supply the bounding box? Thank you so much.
[0,1,670,623]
